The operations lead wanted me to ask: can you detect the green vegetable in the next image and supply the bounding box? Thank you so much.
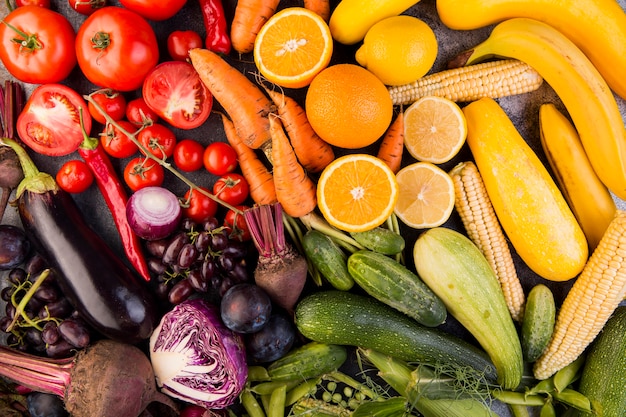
[521,284,556,362]
[267,341,348,382]
[347,250,446,326]
[294,290,497,383]
[302,230,354,291]
[349,227,405,255]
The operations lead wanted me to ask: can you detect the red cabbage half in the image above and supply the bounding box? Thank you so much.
[149,298,248,409]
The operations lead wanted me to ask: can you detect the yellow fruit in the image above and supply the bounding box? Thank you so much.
[317,154,399,232]
[355,15,438,86]
[403,96,467,164]
[253,7,333,89]
[394,162,455,229]
[305,64,393,149]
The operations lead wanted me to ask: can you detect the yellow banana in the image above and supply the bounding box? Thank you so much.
[459,18,626,201]
[539,103,617,251]
[436,0,626,100]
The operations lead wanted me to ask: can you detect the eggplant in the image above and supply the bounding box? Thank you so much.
[5,138,158,344]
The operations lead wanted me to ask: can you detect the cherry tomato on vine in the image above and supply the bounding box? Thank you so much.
[224,205,252,242]
[56,160,94,194]
[0,6,76,84]
[167,30,203,61]
[17,84,92,156]
[100,120,139,159]
[213,173,250,206]
[123,157,165,191]
[137,123,177,159]
[182,187,218,223]
[119,0,186,21]
[88,89,127,125]
[142,61,212,130]
[173,139,205,172]
[75,7,159,91]
[15,0,50,7]
[203,142,238,175]
[68,0,105,15]
[126,97,159,126]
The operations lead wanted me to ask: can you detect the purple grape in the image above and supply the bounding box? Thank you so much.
[25,253,48,277]
[8,267,27,285]
[218,254,235,271]
[148,258,167,275]
[38,298,73,319]
[0,225,31,270]
[57,318,90,349]
[0,316,12,332]
[195,231,211,253]
[210,231,229,251]
[201,258,216,281]
[46,339,74,358]
[33,282,59,303]
[41,321,60,345]
[177,243,198,269]
[222,242,248,259]
[162,232,189,265]
[1,285,13,302]
[187,269,208,293]
[203,217,220,231]
[145,238,169,258]
[168,278,194,305]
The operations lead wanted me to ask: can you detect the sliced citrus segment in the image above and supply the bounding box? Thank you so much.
[253,7,333,89]
[394,162,455,229]
[317,154,399,232]
[404,96,467,164]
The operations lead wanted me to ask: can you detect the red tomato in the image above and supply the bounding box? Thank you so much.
[173,139,205,172]
[137,124,177,159]
[0,6,76,84]
[56,160,94,194]
[213,173,250,206]
[123,157,165,191]
[75,7,159,91]
[68,0,105,15]
[126,97,159,127]
[119,0,187,21]
[224,206,252,242]
[203,142,238,175]
[88,89,127,125]
[17,84,92,156]
[16,0,50,6]
[182,187,218,223]
[142,61,212,130]
[100,120,139,159]
[167,30,203,61]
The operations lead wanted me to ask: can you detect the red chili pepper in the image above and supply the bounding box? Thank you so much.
[199,0,231,54]
[78,138,152,282]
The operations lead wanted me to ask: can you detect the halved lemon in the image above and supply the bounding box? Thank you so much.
[404,96,467,164]
[253,7,333,89]
[317,154,399,232]
[394,161,455,229]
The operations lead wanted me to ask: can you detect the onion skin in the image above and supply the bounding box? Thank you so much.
[126,186,182,241]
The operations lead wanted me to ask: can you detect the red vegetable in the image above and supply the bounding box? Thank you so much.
[199,0,231,54]
[126,186,182,241]
[55,160,94,194]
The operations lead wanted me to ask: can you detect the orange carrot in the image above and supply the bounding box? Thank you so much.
[376,111,405,174]
[269,114,317,218]
[219,112,278,206]
[264,87,335,173]
[230,0,281,54]
[303,0,331,22]
[189,48,274,149]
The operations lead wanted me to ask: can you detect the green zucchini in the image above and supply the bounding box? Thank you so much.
[521,284,555,362]
[267,341,348,381]
[413,227,523,390]
[302,230,354,291]
[349,227,405,255]
[577,306,626,417]
[294,290,498,383]
[347,250,446,326]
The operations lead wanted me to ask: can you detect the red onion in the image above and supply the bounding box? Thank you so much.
[126,186,182,241]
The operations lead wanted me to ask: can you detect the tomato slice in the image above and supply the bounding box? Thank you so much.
[142,61,213,130]
[16,84,92,156]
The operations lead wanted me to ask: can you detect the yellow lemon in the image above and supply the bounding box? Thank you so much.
[355,15,438,86]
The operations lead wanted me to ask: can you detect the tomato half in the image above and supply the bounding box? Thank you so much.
[118,0,187,21]
[167,30,203,61]
[123,157,165,191]
[0,6,76,84]
[137,123,177,159]
[203,142,238,175]
[182,187,218,224]
[56,160,94,194]
[75,6,159,91]
[88,89,127,125]
[17,84,92,156]
[142,61,212,130]
[213,173,250,206]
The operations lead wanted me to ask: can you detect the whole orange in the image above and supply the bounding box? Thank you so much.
[305,64,393,149]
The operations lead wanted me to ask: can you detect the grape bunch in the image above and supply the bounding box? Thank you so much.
[145,217,254,305]
[0,253,92,358]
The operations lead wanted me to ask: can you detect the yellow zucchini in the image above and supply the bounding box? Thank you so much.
[463,97,588,281]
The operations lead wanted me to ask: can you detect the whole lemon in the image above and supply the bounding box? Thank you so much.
[355,15,438,86]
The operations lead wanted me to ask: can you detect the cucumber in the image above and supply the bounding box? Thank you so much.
[302,230,354,291]
[268,341,348,381]
[294,290,498,383]
[521,284,555,362]
[347,250,446,326]
[349,227,405,255]
[577,306,626,417]
[413,227,524,390]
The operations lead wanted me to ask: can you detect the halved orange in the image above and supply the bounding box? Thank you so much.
[394,162,455,229]
[253,7,333,89]
[404,96,467,164]
[317,154,399,232]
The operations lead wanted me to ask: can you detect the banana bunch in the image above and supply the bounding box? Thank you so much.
[454,18,626,202]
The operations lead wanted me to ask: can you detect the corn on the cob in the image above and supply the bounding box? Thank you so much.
[388,59,543,106]
[449,161,525,322]
[533,210,626,380]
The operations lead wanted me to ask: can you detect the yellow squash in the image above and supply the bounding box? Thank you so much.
[463,97,587,282]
